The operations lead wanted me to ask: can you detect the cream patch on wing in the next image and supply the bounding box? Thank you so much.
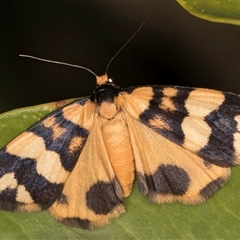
[6,132,68,183]
[182,89,225,152]
[0,172,17,191]
[16,185,34,204]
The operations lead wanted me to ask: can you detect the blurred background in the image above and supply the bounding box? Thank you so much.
[1,1,240,114]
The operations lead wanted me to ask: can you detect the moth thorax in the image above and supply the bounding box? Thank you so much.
[98,101,118,119]
[93,82,121,119]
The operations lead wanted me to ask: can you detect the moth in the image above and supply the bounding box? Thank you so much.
[0,72,240,230]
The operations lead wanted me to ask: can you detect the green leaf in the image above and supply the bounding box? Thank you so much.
[1,100,240,239]
[177,0,240,25]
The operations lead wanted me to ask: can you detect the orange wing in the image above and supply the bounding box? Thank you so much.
[49,117,125,230]
[0,98,94,211]
[119,85,238,203]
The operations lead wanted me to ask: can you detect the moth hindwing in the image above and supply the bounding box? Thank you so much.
[0,74,240,229]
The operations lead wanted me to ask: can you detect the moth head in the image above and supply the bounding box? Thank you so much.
[96,75,113,86]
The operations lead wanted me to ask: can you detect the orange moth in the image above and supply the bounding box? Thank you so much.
[0,73,240,229]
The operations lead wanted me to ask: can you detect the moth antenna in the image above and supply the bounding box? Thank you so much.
[105,15,150,75]
[19,54,97,77]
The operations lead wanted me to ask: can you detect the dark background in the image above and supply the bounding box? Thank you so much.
[1,1,240,114]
